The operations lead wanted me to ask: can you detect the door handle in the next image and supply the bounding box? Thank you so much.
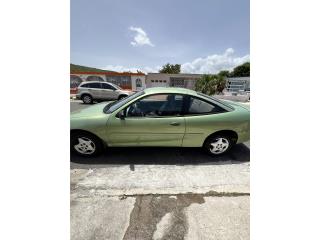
[170,122,180,126]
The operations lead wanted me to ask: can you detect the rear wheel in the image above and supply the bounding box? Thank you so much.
[81,94,93,104]
[118,95,128,100]
[204,135,233,156]
[71,132,103,156]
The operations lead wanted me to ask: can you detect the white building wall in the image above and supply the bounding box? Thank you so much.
[70,73,146,90]
[131,75,146,91]
[146,73,202,89]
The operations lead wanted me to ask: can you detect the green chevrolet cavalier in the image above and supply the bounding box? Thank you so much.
[70,87,250,156]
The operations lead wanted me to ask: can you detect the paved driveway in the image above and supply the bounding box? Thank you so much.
[70,100,250,240]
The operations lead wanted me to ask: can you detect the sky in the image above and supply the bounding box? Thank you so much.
[71,0,249,74]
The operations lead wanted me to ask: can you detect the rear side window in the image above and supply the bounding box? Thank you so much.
[184,96,226,115]
[80,83,89,88]
[88,82,101,88]
[81,82,101,88]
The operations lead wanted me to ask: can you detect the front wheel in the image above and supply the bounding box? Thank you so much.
[71,132,103,156]
[204,135,233,156]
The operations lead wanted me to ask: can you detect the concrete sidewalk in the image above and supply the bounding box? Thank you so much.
[71,163,250,197]
[71,195,249,240]
[71,162,250,240]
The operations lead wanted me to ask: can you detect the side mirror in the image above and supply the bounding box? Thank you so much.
[118,109,126,120]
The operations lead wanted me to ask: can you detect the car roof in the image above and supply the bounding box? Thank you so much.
[143,87,234,111]
[143,87,197,96]
[80,81,110,85]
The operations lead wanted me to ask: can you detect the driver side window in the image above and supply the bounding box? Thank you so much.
[126,94,183,117]
[102,83,116,90]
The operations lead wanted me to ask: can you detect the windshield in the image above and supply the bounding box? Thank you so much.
[103,91,144,113]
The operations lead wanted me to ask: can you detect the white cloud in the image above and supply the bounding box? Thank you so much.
[129,26,154,47]
[104,48,249,74]
[104,65,160,74]
[181,48,249,74]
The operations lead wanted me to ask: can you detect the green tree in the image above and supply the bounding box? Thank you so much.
[159,63,181,74]
[230,62,250,77]
[195,74,226,95]
[218,70,230,77]
[216,75,227,94]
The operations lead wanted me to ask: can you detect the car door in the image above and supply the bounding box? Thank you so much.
[106,93,185,146]
[86,82,103,99]
[181,95,229,147]
[101,82,118,100]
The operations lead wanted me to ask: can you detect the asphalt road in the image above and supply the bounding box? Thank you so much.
[70,99,109,112]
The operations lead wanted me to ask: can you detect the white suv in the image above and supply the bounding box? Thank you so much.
[76,81,132,104]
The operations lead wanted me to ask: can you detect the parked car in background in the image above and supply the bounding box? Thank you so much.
[71,87,250,157]
[76,81,132,104]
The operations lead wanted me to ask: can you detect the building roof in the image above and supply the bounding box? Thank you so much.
[147,73,202,77]
[70,72,145,76]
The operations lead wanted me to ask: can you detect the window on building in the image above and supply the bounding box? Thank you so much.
[105,76,132,88]
[136,78,142,87]
[170,78,185,87]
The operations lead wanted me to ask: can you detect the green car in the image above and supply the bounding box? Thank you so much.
[71,87,250,157]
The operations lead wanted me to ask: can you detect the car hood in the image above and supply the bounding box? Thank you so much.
[117,89,133,95]
[71,102,112,119]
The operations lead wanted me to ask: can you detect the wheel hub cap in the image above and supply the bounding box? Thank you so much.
[74,137,95,154]
[84,96,91,103]
[209,138,229,154]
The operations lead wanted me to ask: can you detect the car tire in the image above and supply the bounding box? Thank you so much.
[71,132,104,157]
[118,95,127,100]
[81,94,93,104]
[203,135,233,156]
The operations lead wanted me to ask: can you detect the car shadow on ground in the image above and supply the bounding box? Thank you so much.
[70,143,250,169]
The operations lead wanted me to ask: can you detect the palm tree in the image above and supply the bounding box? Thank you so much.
[195,74,226,95]
[216,75,226,94]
